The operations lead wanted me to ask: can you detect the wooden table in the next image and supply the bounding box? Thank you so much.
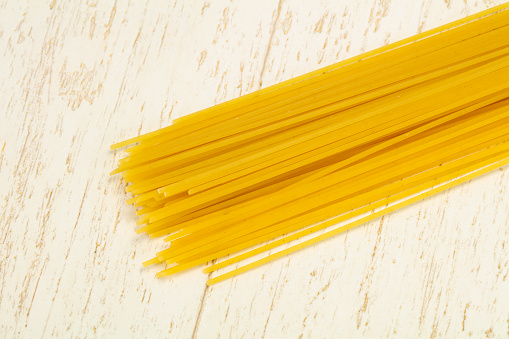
[1,1,508,337]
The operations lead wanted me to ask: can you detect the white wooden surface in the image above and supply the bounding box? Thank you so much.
[1,0,508,338]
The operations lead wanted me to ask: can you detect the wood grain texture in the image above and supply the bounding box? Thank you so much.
[0,0,508,338]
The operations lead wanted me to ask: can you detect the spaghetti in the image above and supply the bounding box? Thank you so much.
[111,3,509,285]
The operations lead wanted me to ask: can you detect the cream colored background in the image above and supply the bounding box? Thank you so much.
[1,0,508,338]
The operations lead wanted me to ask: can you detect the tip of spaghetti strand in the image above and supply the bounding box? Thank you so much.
[126,196,138,205]
[157,188,168,198]
[135,227,146,234]
[136,219,148,226]
[206,277,219,286]
[188,188,199,195]
[134,199,149,207]
[142,257,160,267]
[110,168,123,175]
[202,266,214,274]
[110,136,142,150]
[156,265,178,278]
[110,142,128,150]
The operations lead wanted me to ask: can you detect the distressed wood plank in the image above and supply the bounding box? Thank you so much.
[0,0,507,338]
[0,0,277,337]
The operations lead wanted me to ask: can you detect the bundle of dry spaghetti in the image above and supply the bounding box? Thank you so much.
[111,3,509,285]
